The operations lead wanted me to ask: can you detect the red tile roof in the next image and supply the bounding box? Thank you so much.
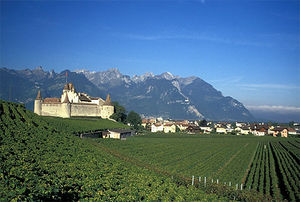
[44,97,61,103]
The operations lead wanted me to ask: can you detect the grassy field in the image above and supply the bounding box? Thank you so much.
[98,133,300,201]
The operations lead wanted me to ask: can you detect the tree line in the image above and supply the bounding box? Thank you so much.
[110,102,142,130]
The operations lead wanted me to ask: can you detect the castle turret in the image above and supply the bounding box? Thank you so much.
[101,94,114,119]
[34,90,42,115]
[63,83,69,92]
[70,83,75,92]
[104,94,112,105]
[61,92,71,118]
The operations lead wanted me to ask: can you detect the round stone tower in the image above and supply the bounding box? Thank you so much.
[34,90,42,115]
[61,92,71,118]
[101,94,114,119]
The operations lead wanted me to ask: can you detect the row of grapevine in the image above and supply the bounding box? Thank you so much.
[102,132,300,201]
[1,100,225,201]
[243,138,300,201]
[279,141,300,164]
[103,134,260,185]
[271,142,300,201]
[244,142,262,190]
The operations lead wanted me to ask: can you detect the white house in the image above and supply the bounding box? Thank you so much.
[240,127,250,135]
[252,128,267,136]
[288,128,297,135]
[151,123,164,133]
[103,129,133,139]
[216,127,227,134]
[163,123,176,133]
[236,122,244,127]
[200,126,212,132]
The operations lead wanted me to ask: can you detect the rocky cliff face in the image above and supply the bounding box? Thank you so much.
[77,68,254,121]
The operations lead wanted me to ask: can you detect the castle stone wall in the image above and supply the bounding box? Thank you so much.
[34,83,114,119]
[41,103,64,117]
[71,103,100,117]
[101,105,114,119]
[34,100,42,115]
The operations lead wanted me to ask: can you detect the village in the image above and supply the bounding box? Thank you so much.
[32,83,300,139]
[142,118,300,138]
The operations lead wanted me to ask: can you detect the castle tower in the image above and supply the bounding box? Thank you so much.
[101,94,114,119]
[70,83,75,92]
[61,92,71,118]
[104,94,112,105]
[34,90,42,115]
[63,83,69,93]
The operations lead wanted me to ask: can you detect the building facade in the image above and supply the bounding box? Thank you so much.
[34,83,114,119]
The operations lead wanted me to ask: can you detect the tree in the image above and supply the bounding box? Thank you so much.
[110,102,127,123]
[126,111,142,129]
[199,119,207,127]
[289,121,295,128]
[232,122,236,128]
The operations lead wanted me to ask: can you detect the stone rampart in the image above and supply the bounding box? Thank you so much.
[41,103,64,117]
[70,103,100,117]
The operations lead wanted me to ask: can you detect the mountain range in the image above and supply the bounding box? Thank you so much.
[0,67,254,121]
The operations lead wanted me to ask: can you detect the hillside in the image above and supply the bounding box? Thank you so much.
[0,100,223,200]
[0,67,254,121]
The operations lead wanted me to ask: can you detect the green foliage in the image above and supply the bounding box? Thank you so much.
[198,119,207,126]
[1,100,298,201]
[101,133,299,201]
[289,121,295,128]
[175,125,180,132]
[229,131,237,135]
[126,111,142,130]
[110,102,127,124]
[40,116,129,133]
[0,100,224,201]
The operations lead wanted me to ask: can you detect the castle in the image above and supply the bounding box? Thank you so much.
[34,83,114,119]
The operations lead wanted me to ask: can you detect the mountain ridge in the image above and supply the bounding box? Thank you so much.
[0,67,254,121]
[76,68,254,121]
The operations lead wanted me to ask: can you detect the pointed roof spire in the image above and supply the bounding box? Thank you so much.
[68,83,73,90]
[36,90,42,100]
[104,94,112,105]
[62,92,70,103]
[64,83,69,90]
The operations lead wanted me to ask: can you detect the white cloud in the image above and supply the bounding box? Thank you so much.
[210,76,244,84]
[246,105,300,113]
[121,33,271,47]
[240,83,300,90]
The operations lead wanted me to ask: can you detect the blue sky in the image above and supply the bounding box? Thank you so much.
[1,0,299,113]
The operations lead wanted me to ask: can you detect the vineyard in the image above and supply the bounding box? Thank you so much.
[1,100,299,201]
[244,141,300,201]
[0,100,224,201]
[100,133,300,201]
